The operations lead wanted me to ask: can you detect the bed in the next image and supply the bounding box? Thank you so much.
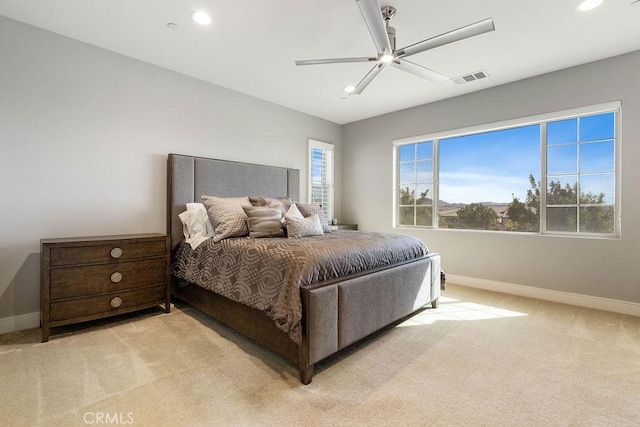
[167,153,442,384]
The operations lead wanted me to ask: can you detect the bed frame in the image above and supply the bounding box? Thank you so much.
[167,153,441,383]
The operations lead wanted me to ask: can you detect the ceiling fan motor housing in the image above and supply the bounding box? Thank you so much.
[381,6,397,51]
[386,25,396,50]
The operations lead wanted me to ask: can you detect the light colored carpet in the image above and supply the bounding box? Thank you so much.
[1,284,639,426]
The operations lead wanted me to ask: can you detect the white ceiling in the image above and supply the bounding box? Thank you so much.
[1,0,639,125]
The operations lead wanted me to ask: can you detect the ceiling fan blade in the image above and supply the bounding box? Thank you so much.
[391,59,449,83]
[350,63,386,95]
[356,0,392,55]
[295,57,376,66]
[397,18,495,58]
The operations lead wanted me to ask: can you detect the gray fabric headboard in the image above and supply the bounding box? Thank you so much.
[167,153,300,249]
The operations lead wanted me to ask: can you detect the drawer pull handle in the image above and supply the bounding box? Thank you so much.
[110,247,123,259]
[110,272,123,283]
[110,297,123,308]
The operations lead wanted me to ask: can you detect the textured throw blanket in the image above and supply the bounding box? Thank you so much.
[171,230,428,344]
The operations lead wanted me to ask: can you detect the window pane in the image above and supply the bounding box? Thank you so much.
[416,160,433,183]
[580,140,614,173]
[417,141,433,160]
[579,206,615,234]
[547,207,577,232]
[416,183,433,205]
[399,145,415,163]
[416,206,432,226]
[398,185,416,205]
[399,207,415,226]
[547,176,577,205]
[548,118,577,145]
[580,112,614,141]
[580,173,614,205]
[439,125,540,232]
[547,144,577,175]
[399,163,415,184]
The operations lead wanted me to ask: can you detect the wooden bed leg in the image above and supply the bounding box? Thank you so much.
[431,298,439,309]
[300,364,314,385]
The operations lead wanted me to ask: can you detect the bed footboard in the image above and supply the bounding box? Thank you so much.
[299,253,440,383]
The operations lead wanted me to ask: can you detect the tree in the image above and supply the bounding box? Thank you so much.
[399,186,431,226]
[456,203,499,230]
[512,174,613,233]
[506,175,540,232]
[399,186,414,205]
[506,197,536,231]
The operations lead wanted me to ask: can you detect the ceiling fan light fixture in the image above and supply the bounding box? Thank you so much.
[190,10,212,25]
[577,0,603,11]
[379,53,394,64]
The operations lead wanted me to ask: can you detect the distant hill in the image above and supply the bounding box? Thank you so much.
[439,200,510,207]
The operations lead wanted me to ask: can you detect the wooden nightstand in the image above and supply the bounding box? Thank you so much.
[40,233,170,342]
[330,224,358,231]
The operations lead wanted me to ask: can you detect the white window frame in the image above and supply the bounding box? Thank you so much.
[393,101,621,238]
[308,139,334,220]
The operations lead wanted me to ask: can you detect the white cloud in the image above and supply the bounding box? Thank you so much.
[440,172,531,204]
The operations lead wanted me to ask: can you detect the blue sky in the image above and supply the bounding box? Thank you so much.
[439,125,540,203]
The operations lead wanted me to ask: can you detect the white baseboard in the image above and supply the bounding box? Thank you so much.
[0,312,40,335]
[447,275,640,317]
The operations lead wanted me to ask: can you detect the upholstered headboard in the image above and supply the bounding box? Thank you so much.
[167,153,300,249]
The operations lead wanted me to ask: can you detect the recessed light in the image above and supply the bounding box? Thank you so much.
[191,10,212,25]
[344,85,355,93]
[166,23,178,30]
[631,0,640,6]
[577,0,603,11]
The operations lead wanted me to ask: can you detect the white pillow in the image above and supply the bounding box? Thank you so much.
[186,203,214,236]
[178,203,214,249]
[284,202,305,221]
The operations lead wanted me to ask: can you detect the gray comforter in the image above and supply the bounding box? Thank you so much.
[171,230,427,344]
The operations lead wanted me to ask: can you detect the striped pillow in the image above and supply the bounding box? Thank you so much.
[242,205,285,238]
[249,196,292,217]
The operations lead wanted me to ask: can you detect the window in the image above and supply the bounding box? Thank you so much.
[398,141,434,226]
[393,102,619,237]
[545,113,616,233]
[308,139,334,220]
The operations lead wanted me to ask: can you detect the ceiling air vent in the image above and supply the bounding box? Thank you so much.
[452,70,489,85]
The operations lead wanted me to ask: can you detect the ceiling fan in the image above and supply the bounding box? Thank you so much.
[295,0,495,95]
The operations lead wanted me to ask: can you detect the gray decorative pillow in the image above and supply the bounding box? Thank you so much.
[295,202,331,233]
[242,205,285,238]
[249,196,292,217]
[201,196,251,242]
[284,214,324,238]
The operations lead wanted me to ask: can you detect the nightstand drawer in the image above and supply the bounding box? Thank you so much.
[50,285,166,322]
[50,257,166,300]
[50,240,167,267]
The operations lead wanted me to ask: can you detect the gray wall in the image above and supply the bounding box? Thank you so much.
[342,50,640,304]
[0,17,342,321]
